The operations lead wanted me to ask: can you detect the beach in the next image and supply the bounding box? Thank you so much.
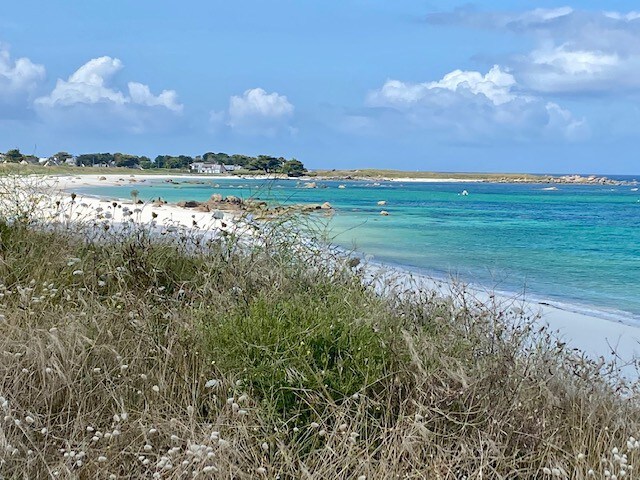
[43,173,640,375]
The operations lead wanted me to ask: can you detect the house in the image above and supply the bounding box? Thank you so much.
[190,162,230,174]
[223,164,242,171]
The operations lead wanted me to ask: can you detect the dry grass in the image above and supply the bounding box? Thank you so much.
[0,179,638,479]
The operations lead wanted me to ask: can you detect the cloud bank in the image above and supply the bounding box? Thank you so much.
[364,66,586,141]
[34,56,183,133]
[427,7,640,95]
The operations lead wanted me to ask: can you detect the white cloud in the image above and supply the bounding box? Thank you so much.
[228,88,293,127]
[530,47,619,75]
[368,66,517,107]
[518,45,640,93]
[34,56,182,133]
[36,57,126,107]
[365,66,586,141]
[427,7,640,95]
[211,88,294,135]
[0,46,45,95]
[426,6,575,31]
[603,11,640,22]
[127,82,182,112]
[0,45,45,118]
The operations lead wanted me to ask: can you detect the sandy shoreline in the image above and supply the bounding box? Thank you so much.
[48,173,640,375]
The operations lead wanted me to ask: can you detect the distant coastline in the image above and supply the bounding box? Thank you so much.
[307,169,637,185]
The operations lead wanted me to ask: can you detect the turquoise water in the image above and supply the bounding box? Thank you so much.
[77,177,640,323]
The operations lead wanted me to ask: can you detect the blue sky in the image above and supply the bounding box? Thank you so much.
[1,1,640,174]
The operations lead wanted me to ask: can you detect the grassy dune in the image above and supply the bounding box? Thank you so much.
[309,168,547,181]
[0,186,638,478]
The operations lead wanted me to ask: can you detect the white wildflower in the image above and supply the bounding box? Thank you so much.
[152,385,160,392]
[72,270,84,276]
[97,456,107,463]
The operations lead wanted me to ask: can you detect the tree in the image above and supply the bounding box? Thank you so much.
[139,157,154,169]
[5,149,24,163]
[154,155,193,169]
[280,159,306,177]
[53,151,72,164]
[114,153,140,168]
[247,155,283,173]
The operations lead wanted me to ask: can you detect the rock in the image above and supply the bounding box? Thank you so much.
[245,199,267,208]
[212,210,224,220]
[225,195,242,205]
[338,185,346,189]
[302,204,322,212]
[98,176,107,181]
[377,200,386,206]
[303,182,317,189]
[321,202,333,210]
[210,194,223,202]
[136,199,144,204]
[347,258,361,268]
[380,210,389,216]
[177,200,200,208]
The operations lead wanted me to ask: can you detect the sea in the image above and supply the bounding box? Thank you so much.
[77,175,640,325]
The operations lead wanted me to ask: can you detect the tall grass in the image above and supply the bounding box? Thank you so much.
[0,179,638,478]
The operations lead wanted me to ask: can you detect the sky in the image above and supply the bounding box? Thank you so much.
[1,1,640,174]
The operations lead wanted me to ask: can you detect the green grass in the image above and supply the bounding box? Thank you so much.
[0,182,638,478]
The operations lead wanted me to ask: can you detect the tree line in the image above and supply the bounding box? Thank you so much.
[0,149,307,176]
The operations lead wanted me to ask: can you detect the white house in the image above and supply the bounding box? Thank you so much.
[190,162,232,174]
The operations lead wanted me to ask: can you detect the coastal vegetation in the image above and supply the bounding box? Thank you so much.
[0,149,307,177]
[0,179,638,478]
